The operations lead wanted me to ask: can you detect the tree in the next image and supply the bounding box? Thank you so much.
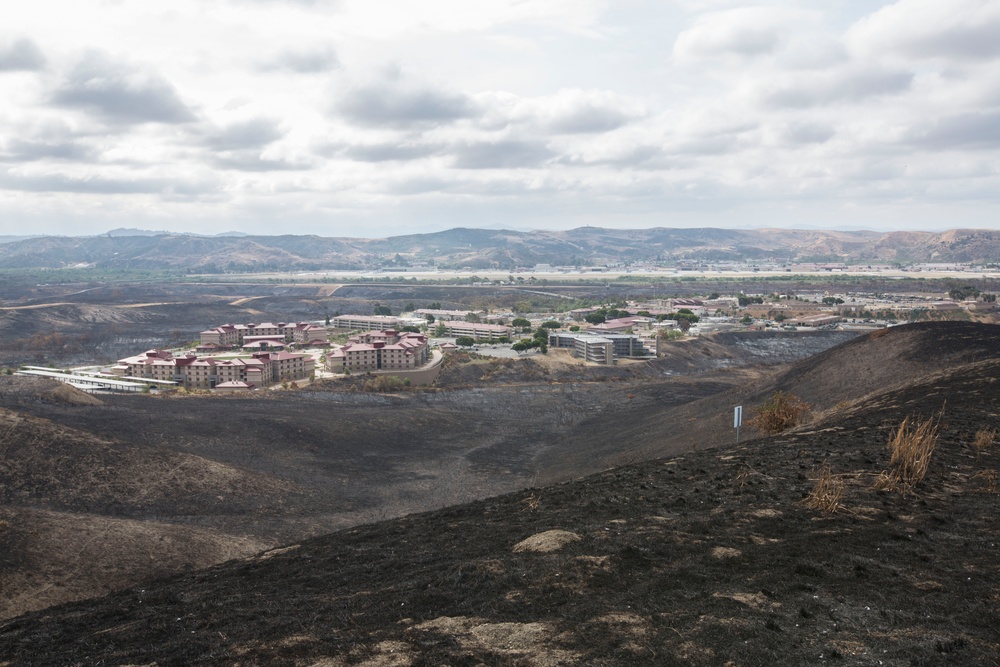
[511,339,532,353]
[465,312,482,323]
[774,313,787,322]
[541,320,561,329]
[455,336,476,347]
[511,317,531,328]
[584,312,606,324]
[404,302,416,312]
[822,297,844,305]
[373,304,392,316]
[949,285,980,301]
[424,313,436,323]
[569,325,580,332]
[708,292,720,300]
[741,314,753,325]
[434,324,447,337]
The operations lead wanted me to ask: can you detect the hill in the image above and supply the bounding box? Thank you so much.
[2,227,1000,271]
[1,329,998,665]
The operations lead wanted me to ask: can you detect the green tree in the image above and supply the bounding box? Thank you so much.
[455,336,476,347]
[373,304,392,316]
[541,320,561,329]
[511,317,531,328]
[512,339,533,353]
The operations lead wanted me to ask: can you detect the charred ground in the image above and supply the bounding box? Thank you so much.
[1,323,998,666]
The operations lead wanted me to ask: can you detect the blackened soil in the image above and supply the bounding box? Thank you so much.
[2,355,999,666]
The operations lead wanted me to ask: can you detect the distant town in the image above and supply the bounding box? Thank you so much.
[15,284,996,393]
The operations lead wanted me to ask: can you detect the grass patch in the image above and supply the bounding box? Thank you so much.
[872,409,943,494]
[973,428,996,456]
[804,464,844,513]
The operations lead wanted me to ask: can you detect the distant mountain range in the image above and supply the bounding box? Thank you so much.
[0,227,997,272]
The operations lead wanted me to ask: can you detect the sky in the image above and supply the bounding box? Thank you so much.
[0,0,999,238]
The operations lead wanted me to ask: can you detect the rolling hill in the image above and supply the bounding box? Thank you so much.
[2,227,1000,271]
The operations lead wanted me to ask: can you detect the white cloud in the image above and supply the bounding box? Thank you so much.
[0,36,46,71]
[50,51,196,125]
[673,6,812,60]
[848,0,1000,61]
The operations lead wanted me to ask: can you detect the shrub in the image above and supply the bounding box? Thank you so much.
[804,464,844,513]
[748,391,810,435]
[363,375,405,393]
[873,410,942,494]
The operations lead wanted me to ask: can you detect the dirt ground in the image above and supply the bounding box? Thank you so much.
[1,343,997,665]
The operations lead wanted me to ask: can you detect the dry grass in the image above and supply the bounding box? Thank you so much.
[804,464,845,513]
[973,428,996,455]
[748,391,811,435]
[872,410,943,494]
[972,469,998,494]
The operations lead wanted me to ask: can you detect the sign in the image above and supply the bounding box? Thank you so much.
[734,405,743,443]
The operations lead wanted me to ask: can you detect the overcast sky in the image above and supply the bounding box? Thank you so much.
[1,0,998,237]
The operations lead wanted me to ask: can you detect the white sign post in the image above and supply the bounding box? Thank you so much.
[734,406,743,444]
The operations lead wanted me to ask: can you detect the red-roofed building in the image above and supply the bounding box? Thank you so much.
[326,330,430,373]
[199,322,328,349]
[116,348,313,389]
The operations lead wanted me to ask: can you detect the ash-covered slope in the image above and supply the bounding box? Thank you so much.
[2,353,998,665]
[536,322,1000,478]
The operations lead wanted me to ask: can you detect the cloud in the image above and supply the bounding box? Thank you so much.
[258,46,340,73]
[848,0,1000,61]
[0,37,46,71]
[760,66,912,108]
[538,89,645,134]
[0,170,212,195]
[0,138,95,162]
[211,151,312,171]
[905,111,1000,150]
[201,117,285,151]
[782,121,835,145]
[0,120,95,162]
[51,51,195,124]
[477,89,645,135]
[333,71,478,128]
[673,7,810,60]
[450,139,553,169]
[332,141,444,162]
